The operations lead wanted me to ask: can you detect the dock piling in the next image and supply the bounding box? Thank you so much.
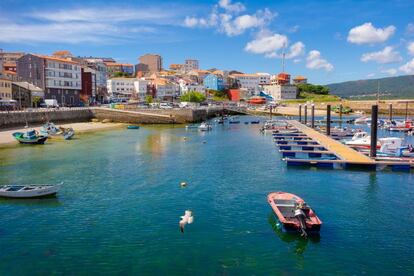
[370,105,378,158]
[389,104,393,121]
[339,104,343,128]
[326,105,331,136]
[304,104,308,125]
[299,104,302,122]
[311,104,315,128]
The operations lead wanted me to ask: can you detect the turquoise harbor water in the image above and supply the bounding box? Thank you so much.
[1,117,414,275]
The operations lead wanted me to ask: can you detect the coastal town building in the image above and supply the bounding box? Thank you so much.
[231,73,271,95]
[139,54,162,73]
[262,84,297,100]
[203,74,224,91]
[105,63,134,77]
[17,54,81,106]
[80,67,96,104]
[133,79,150,100]
[178,79,205,95]
[0,78,12,100]
[153,78,178,100]
[169,64,183,71]
[184,59,199,72]
[81,59,108,103]
[293,76,308,84]
[0,51,24,66]
[107,77,135,99]
[12,82,44,108]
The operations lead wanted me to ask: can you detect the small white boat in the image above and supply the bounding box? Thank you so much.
[354,116,371,124]
[198,122,212,131]
[0,183,61,198]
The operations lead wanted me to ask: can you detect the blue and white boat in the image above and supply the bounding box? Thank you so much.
[12,130,48,144]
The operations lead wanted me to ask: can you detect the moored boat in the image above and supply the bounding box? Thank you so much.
[63,128,75,140]
[0,183,61,198]
[127,125,140,129]
[12,130,48,144]
[198,122,212,131]
[268,192,322,237]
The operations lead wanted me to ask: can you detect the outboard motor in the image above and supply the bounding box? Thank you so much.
[294,208,308,238]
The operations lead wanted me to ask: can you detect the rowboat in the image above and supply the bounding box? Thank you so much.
[127,125,140,129]
[63,128,75,140]
[12,130,48,144]
[40,122,75,140]
[0,183,61,198]
[268,192,322,237]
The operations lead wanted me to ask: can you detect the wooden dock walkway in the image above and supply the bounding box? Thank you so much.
[287,120,375,165]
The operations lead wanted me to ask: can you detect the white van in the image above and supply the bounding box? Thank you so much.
[45,99,59,108]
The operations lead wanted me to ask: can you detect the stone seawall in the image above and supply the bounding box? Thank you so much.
[0,108,93,129]
[0,107,239,129]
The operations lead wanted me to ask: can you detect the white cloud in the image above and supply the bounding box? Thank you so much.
[367,73,376,78]
[245,33,288,55]
[406,23,414,36]
[361,46,402,64]
[347,22,396,44]
[293,58,301,63]
[306,50,334,71]
[0,6,181,44]
[407,41,414,55]
[399,58,414,74]
[218,0,245,14]
[183,1,275,37]
[288,25,300,33]
[381,68,397,76]
[285,42,305,59]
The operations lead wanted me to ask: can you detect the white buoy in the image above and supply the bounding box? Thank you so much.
[180,182,187,187]
[183,137,187,141]
[179,210,194,233]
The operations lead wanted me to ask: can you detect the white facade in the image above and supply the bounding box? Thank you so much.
[107,78,135,98]
[262,85,297,100]
[232,74,267,95]
[178,79,205,95]
[156,82,178,99]
[133,80,149,99]
[45,60,81,90]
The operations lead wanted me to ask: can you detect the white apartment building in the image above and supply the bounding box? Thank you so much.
[262,84,297,100]
[107,78,135,98]
[44,58,82,91]
[232,73,270,95]
[155,78,178,99]
[133,79,149,99]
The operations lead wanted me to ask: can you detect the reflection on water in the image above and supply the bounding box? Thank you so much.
[0,197,61,207]
[268,213,320,256]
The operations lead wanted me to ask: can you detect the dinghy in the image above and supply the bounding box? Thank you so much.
[268,192,322,237]
[0,183,61,198]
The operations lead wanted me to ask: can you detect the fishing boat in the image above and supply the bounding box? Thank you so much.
[127,125,140,129]
[354,116,371,124]
[268,192,322,237]
[40,122,63,136]
[63,128,75,140]
[344,131,403,150]
[12,130,48,144]
[388,120,414,132]
[0,183,61,198]
[198,122,212,131]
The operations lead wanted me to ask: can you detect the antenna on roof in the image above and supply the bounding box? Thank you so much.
[282,43,286,73]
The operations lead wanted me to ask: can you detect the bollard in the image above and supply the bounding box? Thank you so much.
[370,105,378,158]
[299,104,302,122]
[389,103,393,121]
[304,104,308,125]
[326,105,331,136]
[311,104,315,128]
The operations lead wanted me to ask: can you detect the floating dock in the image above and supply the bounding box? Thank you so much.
[272,120,414,171]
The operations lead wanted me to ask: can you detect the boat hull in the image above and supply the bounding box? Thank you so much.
[0,185,59,198]
[12,133,48,144]
[267,192,322,235]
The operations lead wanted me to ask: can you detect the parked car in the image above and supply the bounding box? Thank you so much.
[159,103,173,109]
[45,99,59,108]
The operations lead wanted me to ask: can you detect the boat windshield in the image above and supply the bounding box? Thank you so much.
[274,199,296,207]
[6,186,25,191]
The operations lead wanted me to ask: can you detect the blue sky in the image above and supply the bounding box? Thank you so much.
[1,0,414,84]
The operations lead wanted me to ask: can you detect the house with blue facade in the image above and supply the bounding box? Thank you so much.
[203,74,224,91]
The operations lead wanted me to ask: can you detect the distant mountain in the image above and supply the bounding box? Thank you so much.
[326,75,414,99]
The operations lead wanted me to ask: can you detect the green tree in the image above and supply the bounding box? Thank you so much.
[297,83,330,95]
[180,91,207,103]
[208,89,229,101]
[32,96,42,108]
[145,95,153,104]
